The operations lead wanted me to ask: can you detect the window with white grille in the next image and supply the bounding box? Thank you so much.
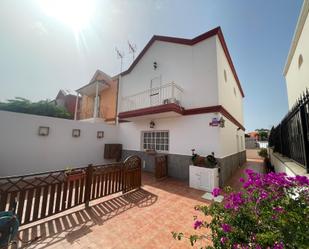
[142,131,169,152]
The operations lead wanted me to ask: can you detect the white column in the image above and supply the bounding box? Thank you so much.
[93,81,99,118]
[74,93,79,120]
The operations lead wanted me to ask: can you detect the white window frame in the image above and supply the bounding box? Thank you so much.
[141,130,169,152]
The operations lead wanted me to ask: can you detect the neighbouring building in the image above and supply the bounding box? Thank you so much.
[117,27,246,185]
[284,0,309,109]
[269,0,309,176]
[54,89,81,119]
[76,70,118,123]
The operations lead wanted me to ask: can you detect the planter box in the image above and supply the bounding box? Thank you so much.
[65,170,85,181]
[189,165,219,192]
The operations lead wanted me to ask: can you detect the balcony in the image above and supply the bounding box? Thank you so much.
[118,82,184,120]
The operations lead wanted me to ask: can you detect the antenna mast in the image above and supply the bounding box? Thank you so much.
[115,47,124,73]
[128,41,137,61]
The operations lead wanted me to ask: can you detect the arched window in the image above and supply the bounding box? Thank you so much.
[224,70,227,82]
[298,54,303,69]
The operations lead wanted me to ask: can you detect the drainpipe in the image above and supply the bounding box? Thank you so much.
[74,93,79,120]
[93,81,99,118]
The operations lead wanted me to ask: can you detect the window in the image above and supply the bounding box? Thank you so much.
[234,87,237,97]
[142,131,169,151]
[298,54,303,69]
[224,70,227,82]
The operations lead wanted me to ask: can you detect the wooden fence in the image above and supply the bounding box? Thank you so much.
[0,155,141,226]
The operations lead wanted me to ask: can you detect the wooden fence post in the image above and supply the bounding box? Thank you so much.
[85,164,93,208]
[122,162,126,194]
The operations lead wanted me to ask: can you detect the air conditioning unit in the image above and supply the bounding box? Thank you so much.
[163,98,180,105]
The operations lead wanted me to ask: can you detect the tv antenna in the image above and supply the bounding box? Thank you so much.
[128,41,137,61]
[115,47,124,73]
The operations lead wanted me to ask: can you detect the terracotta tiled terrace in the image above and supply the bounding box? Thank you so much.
[14,159,263,249]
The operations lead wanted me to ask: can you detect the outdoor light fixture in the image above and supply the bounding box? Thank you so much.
[38,126,49,136]
[219,117,225,128]
[72,129,81,137]
[97,131,104,139]
[153,61,157,70]
[150,121,155,129]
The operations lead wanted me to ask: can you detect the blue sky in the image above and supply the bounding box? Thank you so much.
[0,0,303,131]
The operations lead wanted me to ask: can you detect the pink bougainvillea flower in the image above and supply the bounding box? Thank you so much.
[212,187,221,197]
[220,237,228,244]
[193,220,203,230]
[273,206,284,213]
[221,223,232,233]
[273,241,284,249]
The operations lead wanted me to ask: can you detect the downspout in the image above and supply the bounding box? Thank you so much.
[74,93,79,120]
[93,81,99,118]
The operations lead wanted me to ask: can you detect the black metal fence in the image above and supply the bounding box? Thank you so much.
[269,89,309,172]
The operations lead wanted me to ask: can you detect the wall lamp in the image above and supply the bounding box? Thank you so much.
[38,126,49,136]
[72,129,81,137]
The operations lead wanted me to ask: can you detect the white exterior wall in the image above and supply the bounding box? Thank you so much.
[119,37,219,109]
[119,113,220,157]
[216,37,244,124]
[218,117,245,157]
[214,36,245,157]
[285,6,309,109]
[0,111,119,176]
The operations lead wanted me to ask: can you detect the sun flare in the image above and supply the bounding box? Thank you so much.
[39,0,95,32]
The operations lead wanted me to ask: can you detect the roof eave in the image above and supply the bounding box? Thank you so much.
[120,26,245,98]
[283,0,309,76]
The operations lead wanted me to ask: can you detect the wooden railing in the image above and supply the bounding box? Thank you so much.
[0,156,141,225]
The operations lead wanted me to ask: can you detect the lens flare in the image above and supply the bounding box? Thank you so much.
[39,0,95,32]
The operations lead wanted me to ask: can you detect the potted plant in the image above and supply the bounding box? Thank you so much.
[191,149,217,167]
[65,168,85,181]
[191,149,205,166]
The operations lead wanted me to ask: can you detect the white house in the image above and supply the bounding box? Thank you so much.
[284,0,309,109]
[117,27,246,184]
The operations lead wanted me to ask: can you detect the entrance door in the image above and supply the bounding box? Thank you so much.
[150,76,161,106]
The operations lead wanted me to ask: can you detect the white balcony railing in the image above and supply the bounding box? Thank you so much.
[120,82,184,113]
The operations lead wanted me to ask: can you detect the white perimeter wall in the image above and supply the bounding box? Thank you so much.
[285,9,309,109]
[0,111,119,176]
[0,110,244,176]
[269,148,307,177]
[118,113,220,157]
[119,37,219,110]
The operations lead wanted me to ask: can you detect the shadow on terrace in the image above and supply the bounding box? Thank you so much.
[16,189,157,249]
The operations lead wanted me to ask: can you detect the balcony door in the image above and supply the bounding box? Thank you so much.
[150,76,161,106]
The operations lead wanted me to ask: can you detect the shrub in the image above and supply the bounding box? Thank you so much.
[0,97,72,119]
[172,170,309,248]
[258,148,268,159]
